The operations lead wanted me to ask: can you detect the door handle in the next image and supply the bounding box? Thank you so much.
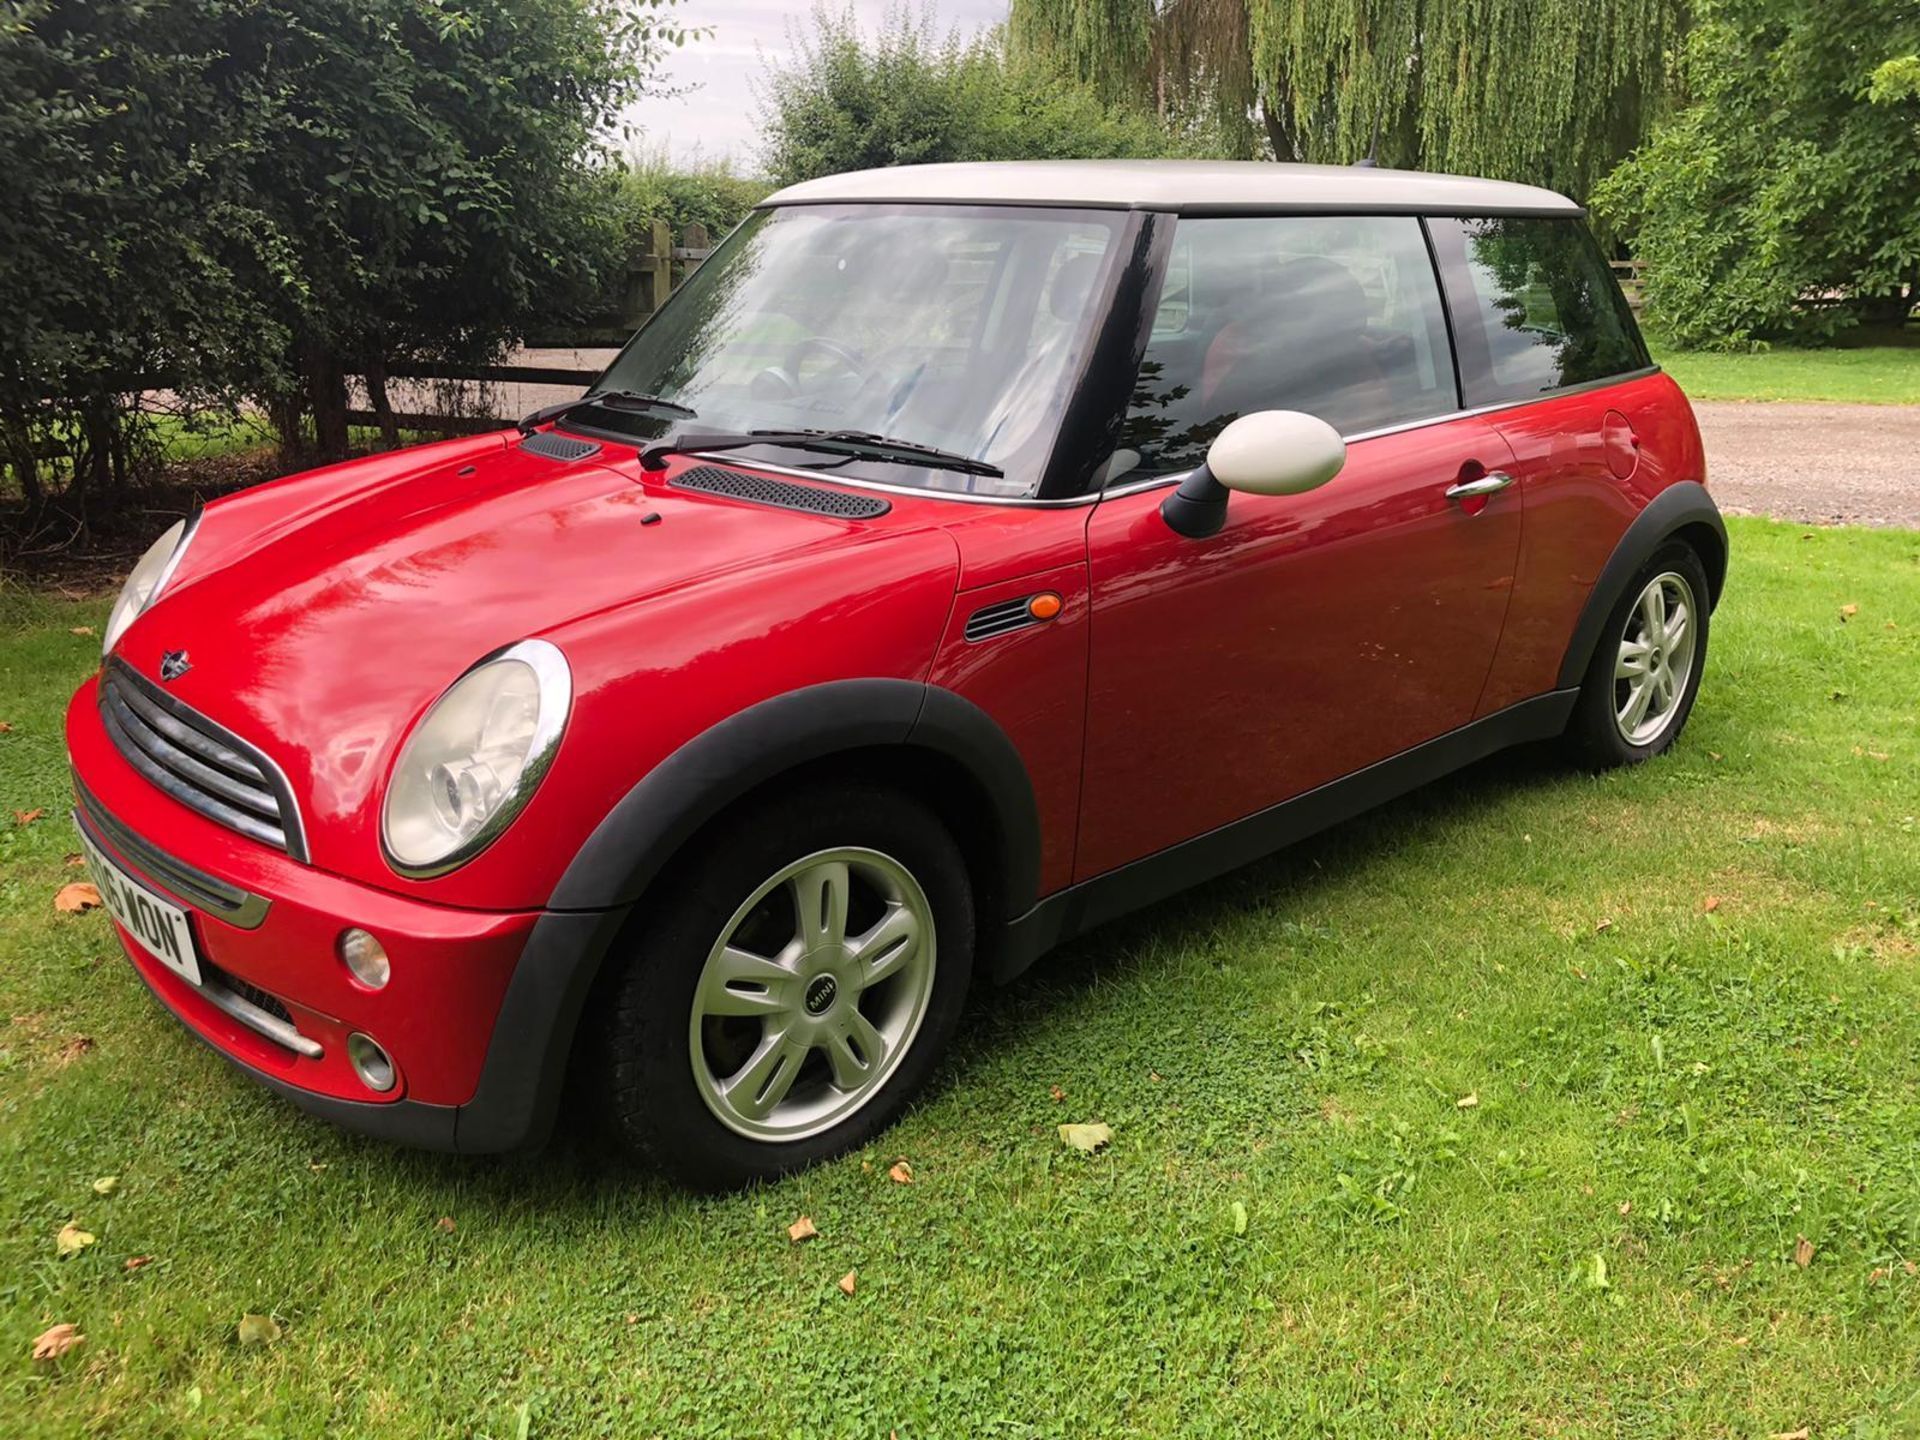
[1444,470,1516,502]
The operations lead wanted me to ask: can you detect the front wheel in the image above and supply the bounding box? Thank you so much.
[1564,540,1711,769]
[588,783,974,1189]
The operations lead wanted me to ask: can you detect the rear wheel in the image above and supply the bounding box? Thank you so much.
[589,783,974,1188]
[1564,540,1711,769]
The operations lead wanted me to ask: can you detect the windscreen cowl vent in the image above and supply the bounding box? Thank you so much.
[672,464,891,519]
[520,431,602,462]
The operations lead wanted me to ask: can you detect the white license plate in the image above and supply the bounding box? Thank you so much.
[78,828,202,987]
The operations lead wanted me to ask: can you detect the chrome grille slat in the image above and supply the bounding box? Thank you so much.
[103,689,281,820]
[99,660,307,861]
[111,677,262,780]
[72,777,270,928]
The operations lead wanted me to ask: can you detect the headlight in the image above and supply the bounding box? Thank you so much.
[103,515,197,656]
[381,639,572,877]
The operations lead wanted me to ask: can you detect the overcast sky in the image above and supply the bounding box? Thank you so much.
[623,1,1008,168]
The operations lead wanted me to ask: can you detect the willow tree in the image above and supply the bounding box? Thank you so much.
[1009,0,1685,196]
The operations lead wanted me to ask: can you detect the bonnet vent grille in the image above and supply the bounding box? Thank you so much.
[672,465,890,519]
[520,431,602,462]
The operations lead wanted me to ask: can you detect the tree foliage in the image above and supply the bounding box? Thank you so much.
[1009,0,1684,196]
[1595,0,1920,347]
[1,0,685,496]
[756,4,1225,188]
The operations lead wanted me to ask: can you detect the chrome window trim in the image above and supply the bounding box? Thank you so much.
[380,637,573,880]
[690,364,1665,509]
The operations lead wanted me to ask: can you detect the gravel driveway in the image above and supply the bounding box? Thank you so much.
[447,359,1918,528]
[1693,401,1920,528]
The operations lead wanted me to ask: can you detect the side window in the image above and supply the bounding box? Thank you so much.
[1428,216,1650,406]
[1118,215,1457,479]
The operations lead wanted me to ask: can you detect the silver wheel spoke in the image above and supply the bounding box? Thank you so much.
[724,1029,808,1120]
[1639,582,1665,637]
[792,861,850,951]
[697,944,794,1016]
[1664,605,1690,651]
[1621,680,1654,733]
[852,903,918,985]
[825,1009,886,1090]
[1615,639,1651,680]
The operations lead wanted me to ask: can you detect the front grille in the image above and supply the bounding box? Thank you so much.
[98,660,307,861]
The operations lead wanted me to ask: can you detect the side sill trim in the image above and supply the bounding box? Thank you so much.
[994,688,1579,982]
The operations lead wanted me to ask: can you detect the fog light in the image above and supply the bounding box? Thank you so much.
[347,1032,396,1093]
[338,928,390,989]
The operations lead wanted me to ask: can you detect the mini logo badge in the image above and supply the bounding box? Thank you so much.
[804,975,838,1016]
[159,650,191,682]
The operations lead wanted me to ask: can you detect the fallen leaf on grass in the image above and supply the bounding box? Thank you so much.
[124,1255,152,1271]
[435,1216,456,1233]
[838,1270,857,1297]
[56,1223,95,1258]
[57,1035,94,1065]
[1619,1200,1632,1217]
[1701,896,1722,914]
[0,721,13,733]
[1058,1122,1112,1153]
[1595,918,1613,933]
[64,852,83,867]
[787,1215,817,1244]
[1231,1200,1249,1236]
[14,807,44,825]
[31,1323,84,1362]
[1794,1235,1815,1268]
[1456,1092,1479,1109]
[887,1161,913,1185]
[1048,1084,1066,1102]
[54,882,102,913]
[70,626,95,637]
[236,1313,281,1346]
[1772,1428,1810,1440]
[1840,604,1859,622]
[92,1176,118,1196]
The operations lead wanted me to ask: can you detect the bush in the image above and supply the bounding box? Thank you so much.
[615,149,774,242]
[1595,0,1920,349]
[755,4,1221,188]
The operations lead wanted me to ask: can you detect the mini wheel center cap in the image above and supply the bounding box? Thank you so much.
[804,974,839,1016]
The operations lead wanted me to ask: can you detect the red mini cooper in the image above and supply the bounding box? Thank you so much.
[68,161,1723,1186]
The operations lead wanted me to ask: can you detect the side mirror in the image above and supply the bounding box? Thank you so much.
[1160,410,1347,539]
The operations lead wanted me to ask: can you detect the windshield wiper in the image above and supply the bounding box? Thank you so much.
[639,427,1003,479]
[518,389,697,434]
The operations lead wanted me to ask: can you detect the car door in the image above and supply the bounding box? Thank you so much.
[1073,213,1524,881]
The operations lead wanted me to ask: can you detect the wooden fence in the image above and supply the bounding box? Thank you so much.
[342,221,715,435]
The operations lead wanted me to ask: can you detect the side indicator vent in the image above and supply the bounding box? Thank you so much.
[520,431,602,462]
[673,465,890,519]
[965,592,1063,643]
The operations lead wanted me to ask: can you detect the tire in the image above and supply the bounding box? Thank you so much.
[587,782,975,1189]
[1563,539,1711,769]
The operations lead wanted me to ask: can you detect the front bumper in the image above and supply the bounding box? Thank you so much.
[67,677,623,1152]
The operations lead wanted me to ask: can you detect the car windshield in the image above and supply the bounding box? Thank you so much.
[583,204,1123,498]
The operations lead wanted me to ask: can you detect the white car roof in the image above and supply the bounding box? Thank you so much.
[763,160,1582,217]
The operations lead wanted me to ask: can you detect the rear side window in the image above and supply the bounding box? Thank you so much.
[1427,216,1649,406]
[1117,215,1458,478]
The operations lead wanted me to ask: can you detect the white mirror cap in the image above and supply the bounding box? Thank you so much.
[1206,410,1347,496]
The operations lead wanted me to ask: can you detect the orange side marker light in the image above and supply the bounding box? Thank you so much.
[1027,592,1063,621]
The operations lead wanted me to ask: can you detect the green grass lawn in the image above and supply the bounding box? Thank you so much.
[1652,336,1920,405]
[3,517,1919,1437]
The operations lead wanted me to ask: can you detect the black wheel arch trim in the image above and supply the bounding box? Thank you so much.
[1555,481,1726,693]
[546,678,1043,919]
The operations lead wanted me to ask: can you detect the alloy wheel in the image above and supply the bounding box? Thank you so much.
[1613,570,1698,746]
[688,847,937,1141]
